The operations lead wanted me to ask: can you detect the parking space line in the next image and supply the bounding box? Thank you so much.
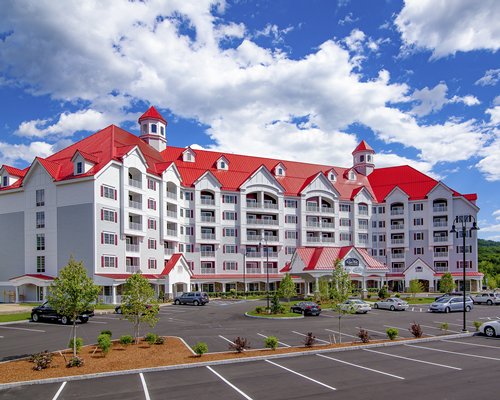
[363,349,462,370]
[257,333,291,347]
[324,328,358,339]
[405,344,500,361]
[292,331,330,344]
[0,326,45,332]
[206,366,254,400]
[420,324,461,333]
[92,316,121,320]
[52,381,66,400]
[88,321,108,324]
[317,354,405,380]
[383,325,435,337]
[265,360,336,391]
[139,373,151,400]
[355,326,388,337]
[218,335,236,347]
[441,339,500,350]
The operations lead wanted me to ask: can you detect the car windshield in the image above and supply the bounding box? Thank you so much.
[435,298,449,303]
[303,302,317,306]
[350,300,362,304]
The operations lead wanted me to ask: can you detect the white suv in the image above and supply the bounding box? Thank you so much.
[473,292,500,305]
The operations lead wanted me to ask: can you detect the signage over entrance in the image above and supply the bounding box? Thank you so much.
[344,258,359,267]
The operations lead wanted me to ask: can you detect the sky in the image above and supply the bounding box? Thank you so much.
[0,0,499,239]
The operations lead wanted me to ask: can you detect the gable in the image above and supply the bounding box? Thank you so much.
[240,166,285,193]
[300,173,339,197]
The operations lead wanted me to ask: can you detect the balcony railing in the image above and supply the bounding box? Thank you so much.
[262,251,279,258]
[164,248,174,255]
[390,209,404,215]
[129,200,142,209]
[246,252,261,258]
[201,216,215,223]
[321,206,334,213]
[166,210,177,218]
[434,266,449,272]
[128,179,142,189]
[201,198,215,205]
[322,237,335,243]
[433,236,448,242]
[358,224,369,230]
[306,237,321,243]
[306,205,320,212]
[166,191,177,200]
[391,239,404,245]
[263,202,279,209]
[166,229,177,237]
[201,233,216,240]
[126,265,140,273]
[391,224,405,230]
[358,210,368,216]
[200,268,215,274]
[433,205,447,212]
[129,222,142,231]
[391,253,405,259]
[434,252,449,258]
[245,268,261,274]
[433,221,447,227]
[322,222,335,228]
[391,267,404,273]
[306,221,320,227]
[247,218,278,225]
[247,235,278,241]
[201,251,215,257]
[126,244,139,252]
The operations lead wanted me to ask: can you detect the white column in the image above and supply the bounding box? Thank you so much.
[112,285,117,305]
[15,286,20,303]
[42,286,48,301]
[314,276,319,293]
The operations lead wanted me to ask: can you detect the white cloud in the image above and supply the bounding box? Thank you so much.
[450,95,480,106]
[395,0,500,58]
[410,83,479,116]
[338,13,359,26]
[475,69,500,86]
[253,23,294,45]
[0,141,54,166]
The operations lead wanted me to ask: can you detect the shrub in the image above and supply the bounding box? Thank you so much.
[100,330,112,338]
[304,332,316,348]
[154,336,165,345]
[120,335,134,346]
[440,322,449,333]
[394,293,401,298]
[98,333,112,356]
[255,306,264,314]
[409,322,423,338]
[386,327,399,340]
[67,356,84,368]
[68,337,83,354]
[29,351,53,371]
[357,328,370,343]
[366,294,372,300]
[192,342,208,356]
[145,332,158,345]
[229,337,250,353]
[473,321,482,332]
[271,293,285,314]
[264,336,279,350]
[378,286,388,300]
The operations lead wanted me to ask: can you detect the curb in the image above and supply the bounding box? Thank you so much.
[244,312,304,320]
[0,332,474,390]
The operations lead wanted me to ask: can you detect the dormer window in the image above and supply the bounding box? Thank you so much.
[360,155,365,162]
[142,124,148,134]
[216,156,229,170]
[186,153,191,161]
[183,148,196,162]
[329,171,336,182]
[221,161,226,169]
[151,124,157,133]
[160,126,164,136]
[275,163,286,176]
[2,176,8,187]
[349,170,356,180]
[76,162,83,175]
[278,168,283,175]
[367,155,372,162]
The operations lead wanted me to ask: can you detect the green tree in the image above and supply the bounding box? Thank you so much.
[408,279,424,297]
[439,272,455,293]
[278,273,297,304]
[330,258,353,343]
[48,256,100,357]
[121,273,160,344]
[318,277,330,303]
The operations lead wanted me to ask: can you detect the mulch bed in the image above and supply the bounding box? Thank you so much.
[0,337,401,384]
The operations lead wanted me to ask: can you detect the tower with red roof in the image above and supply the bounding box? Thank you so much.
[352,140,375,176]
[138,106,167,152]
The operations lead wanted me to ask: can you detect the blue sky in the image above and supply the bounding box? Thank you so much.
[0,0,499,239]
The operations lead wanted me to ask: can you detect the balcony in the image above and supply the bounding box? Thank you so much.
[245,268,261,274]
[126,244,139,252]
[433,221,448,228]
[262,251,279,258]
[166,191,177,200]
[433,205,448,213]
[201,233,216,240]
[391,239,404,245]
[246,201,279,210]
[166,210,177,218]
[391,267,404,273]
[306,221,320,228]
[358,210,368,216]
[306,237,321,243]
[434,252,449,258]
[200,268,216,274]
[391,253,405,259]
[201,251,215,257]
[201,215,216,223]
[321,206,334,214]
[358,224,369,230]
[247,218,278,226]
[391,224,405,230]
[128,200,142,210]
[390,208,404,216]
[246,252,261,258]
[306,205,320,212]
[126,265,140,273]
[128,179,142,189]
[322,237,335,243]
[322,222,335,228]
[166,229,177,237]
[433,236,448,243]
[201,198,215,205]
[164,248,174,255]
[129,222,142,231]
[247,234,278,242]
[434,266,449,272]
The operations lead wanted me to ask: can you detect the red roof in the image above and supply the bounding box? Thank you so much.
[161,253,183,275]
[95,273,164,280]
[2,165,27,177]
[352,140,374,154]
[280,262,291,273]
[295,246,387,271]
[74,150,100,164]
[138,106,167,124]
[434,272,483,277]
[9,273,54,281]
[191,274,284,279]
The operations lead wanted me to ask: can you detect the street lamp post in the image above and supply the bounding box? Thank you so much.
[260,235,270,310]
[450,215,479,332]
[243,250,246,299]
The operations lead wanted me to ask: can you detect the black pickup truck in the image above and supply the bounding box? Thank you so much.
[31,301,94,324]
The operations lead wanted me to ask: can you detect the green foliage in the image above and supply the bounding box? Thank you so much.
[66,356,84,368]
[155,336,165,345]
[100,330,112,338]
[439,322,449,333]
[119,335,134,346]
[357,328,370,343]
[331,258,354,343]
[270,293,285,314]
[318,277,330,303]
[192,342,208,356]
[264,336,279,350]
[29,351,53,371]
[68,337,83,354]
[394,292,401,298]
[409,322,423,338]
[478,239,500,289]
[440,273,455,294]
[473,321,482,332]
[145,332,158,345]
[121,273,160,344]
[48,256,100,357]
[408,279,424,297]
[255,306,264,314]
[98,334,111,356]
[278,273,297,303]
[386,327,399,340]
[378,285,388,300]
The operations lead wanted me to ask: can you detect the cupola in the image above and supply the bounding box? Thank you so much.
[138,106,167,152]
[352,140,375,176]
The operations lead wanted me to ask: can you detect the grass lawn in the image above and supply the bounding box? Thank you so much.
[0,312,31,323]
[94,304,117,310]
[246,310,301,318]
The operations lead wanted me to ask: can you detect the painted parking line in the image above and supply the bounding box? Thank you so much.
[405,344,500,361]
[324,328,358,339]
[355,326,391,337]
[206,366,254,400]
[256,333,291,347]
[92,316,122,320]
[317,354,405,380]
[218,335,236,346]
[0,325,45,332]
[265,359,336,391]
[139,373,151,400]
[52,381,66,400]
[419,324,461,333]
[363,349,462,370]
[441,339,500,350]
[383,325,436,337]
[291,330,330,344]
[433,321,477,330]
[88,320,108,324]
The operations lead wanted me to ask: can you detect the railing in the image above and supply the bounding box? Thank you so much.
[201,198,215,205]
[246,252,261,258]
[263,251,279,258]
[434,266,449,272]
[263,202,279,210]
[201,233,216,240]
[434,252,448,258]
[358,210,368,216]
[164,248,174,255]
[391,239,404,245]
[98,295,122,305]
[263,235,278,241]
[433,236,448,242]
[129,200,142,209]
[391,224,405,230]
[247,218,278,225]
[306,205,320,212]
[433,205,447,212]
[166,191,177,200]
[322,222,335,228]
[358,224,369,230]
[166,210,177,218]
[391,253,405,259]
[166,229,177,237]
[306,237,321,243]
[322,237,335,243]
[306,221,320,227]
[129,222,142,230]
[433,221,447,227]
[126,265,140,273]
[200,268,216,274]
[126,244,139,252]
[247,235,278,241]
[391,267,404,273]
[245,268,261,274]
[321,206,334,213]
[128,179,142,189]
[390,209,404,215]
[201,216,215,223]
[201,251,215,257]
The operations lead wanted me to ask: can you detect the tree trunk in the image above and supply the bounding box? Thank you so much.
[338,315,342,343]
[72,319,77,357]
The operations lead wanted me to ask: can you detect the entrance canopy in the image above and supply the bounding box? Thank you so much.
[9,273,54,287]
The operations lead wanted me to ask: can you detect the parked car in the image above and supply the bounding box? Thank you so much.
[115,304,154,314]
[429,296,473,313]
[339,299,371,314]
[435,292,463,301]
[31,301,94,324]
[478,320,500,337]
[472,292,500,305]
[174,292,209,306]
[290,301,321,316]
[373,298,409,311]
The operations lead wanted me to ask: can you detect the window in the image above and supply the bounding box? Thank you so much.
[223,228,237,237]
[285,199,297,208]
[340,218,351,227]
[102,209,117,222]
[160,126,164,136]
[76,162,83,175]
[340,233,351,241]
[101,185,116,200]
[415,266,423,272]
[36,189,45,206]
[413,218,424,226]
[285,246,296,255]
[413,203,423,211]
[358,233,368,243]
[220,161,226,169]
[148,218,157,230]
[224,245,237,253]
[185,244,193,253]
[36,256,45,272]
[378,221,385,228]
[222,194,237,204]
[147,179,157,190]
[457,245,473,253]
[2,176,7,187]
[414,247,424,255]
[285,215,298,224]
[278,168,283,175]
[184,191,194,201]
[151,124,157,133]
[185,226,194,236]
[148,259,157,269]
[224,261,237,271]
[148,239,157,249]
[372,206,377,214]
[358,204,368,215]
[456,261,472,269]
[285,230,298,239]
[372,234,377,242]
[372,221,377,228]
[379,249,385,256]
[378,206,385,214]
[379,234,386,242]
[148,199,157,210]
[414,232,424,240]
[435,261,448,269]
[223,211,237,220]
[358,219,368,229]
[340,204,351,212]
[36,211,45,229]
[102,256,117,268]
[360,155,365,162]
[102,232,117,245]
[36,234,45,251]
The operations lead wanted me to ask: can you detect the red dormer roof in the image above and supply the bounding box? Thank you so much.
[36,157,62,180]
[72,150,100,164]
[138,106,167,124]
[161,253,183,275]
[352,140,375,154]
[2,165,27,177]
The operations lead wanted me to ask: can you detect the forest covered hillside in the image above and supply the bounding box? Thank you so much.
[478,239,500,289]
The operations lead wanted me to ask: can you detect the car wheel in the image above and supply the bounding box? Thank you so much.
[31,313,40,322]
[374,303,379,309]
[116,307,122,314]
[484,326,496,337]
[61,316,71,325]
[193,300,199,306]
[390,305,395,311]
[174,300,180,305]
[465,305,471,312]
[445,307,450,313]
[80,317,89,323]
[487,300,493,305]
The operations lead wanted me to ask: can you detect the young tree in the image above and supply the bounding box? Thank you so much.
[278,273,297,304]
[318,277,330,303]
[121,273,160,344]
[48,256,100,357]
[330,258,353,343]
[408,279,424,297]
[439,272,455,294]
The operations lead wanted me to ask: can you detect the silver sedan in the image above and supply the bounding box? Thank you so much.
[373,298,409,311]
[339,299,372,314]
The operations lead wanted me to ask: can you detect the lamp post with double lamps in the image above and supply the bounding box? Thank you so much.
[450,215,479,332]
[260,235,270,311]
